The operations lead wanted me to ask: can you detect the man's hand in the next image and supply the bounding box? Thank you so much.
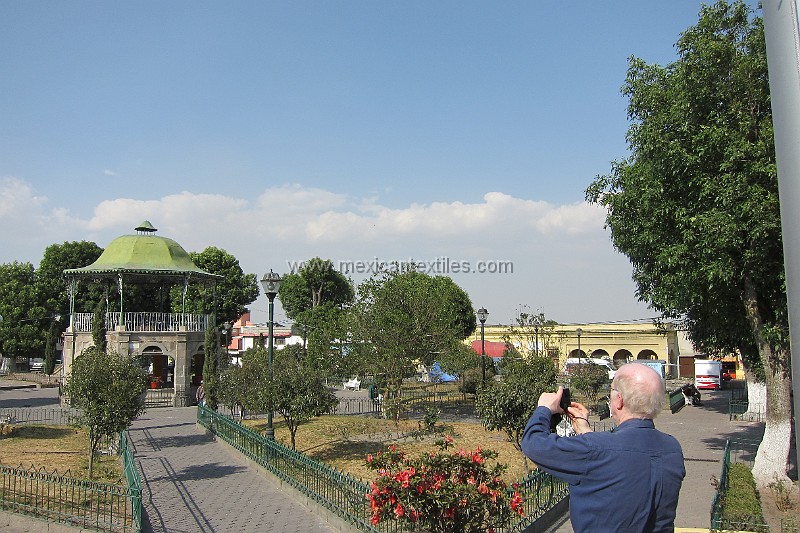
[566,402,593,435]
[538,386,565,414]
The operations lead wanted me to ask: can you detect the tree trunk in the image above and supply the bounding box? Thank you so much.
[744,377,766,418]
[742,277,793,487]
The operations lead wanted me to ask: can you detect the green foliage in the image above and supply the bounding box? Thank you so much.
[366,437,523,532]
[221,345,337,450]
[586,0,792,480]
[460,366,494,395]
[37,241,104,372]
[438,342,483,392]
[64,347,147,479]
[268,345,338,450]
[0,262,48,364]
[351,270,475,423]
[475,356,557,472]
[721,463,766,530]
[203,327,219,410]
[173,247,260,325]
[586,0,781,373]
[279,257,354,319]
[567,362,609,411]
[279,258,355,377]
[90,302,107,353]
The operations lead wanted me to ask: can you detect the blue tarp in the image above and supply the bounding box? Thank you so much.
[429,362,458,382]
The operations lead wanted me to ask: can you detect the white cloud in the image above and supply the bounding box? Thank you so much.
[0,178,650,324]
[103,169,118,176]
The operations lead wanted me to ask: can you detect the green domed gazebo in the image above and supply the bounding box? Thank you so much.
[63,222,222,407]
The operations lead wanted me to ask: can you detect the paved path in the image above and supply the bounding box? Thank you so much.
[128,407,341,533]
[547,387,765,532]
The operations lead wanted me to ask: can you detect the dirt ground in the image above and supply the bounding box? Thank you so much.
[759,480,800,531]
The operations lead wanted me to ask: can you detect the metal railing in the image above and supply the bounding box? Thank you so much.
[0,408,142,532]
[71,312,210,333]
[197,404,569,533]
[0,460,140,532]
[0,407,81,426]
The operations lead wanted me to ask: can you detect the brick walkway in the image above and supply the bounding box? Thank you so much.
[128,407,342,533]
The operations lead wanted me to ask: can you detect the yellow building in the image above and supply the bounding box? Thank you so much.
[469,321,692,379]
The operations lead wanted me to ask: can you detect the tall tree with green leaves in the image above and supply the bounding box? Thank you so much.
[36,241,104,373]
[475,356,558,473]
[64,347,147,479]
[350,269,475,422]
[0,262,48,368]
[586,1,791,485]
[203,326,219,410]
[172,247,260,326]
[279,258,354,374]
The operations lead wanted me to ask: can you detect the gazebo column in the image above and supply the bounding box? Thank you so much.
[173,329,192,407]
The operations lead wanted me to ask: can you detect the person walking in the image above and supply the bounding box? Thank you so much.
[196,381,205,407]
[521,362,685,533]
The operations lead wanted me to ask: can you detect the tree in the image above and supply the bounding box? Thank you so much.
[280,257,354,319]
[0,262,48,368]
[203,326,220,410]
[267,345,338,450]
[172,247,260,326]
[64,347,147,478]
[438,342,483,394]
[350,269,475,422]
[475,356,558,473]
[36,241,104,373]
[586,1,792,485]
[279,258,354,375]
[567,362,609,413]
[503,308,562,361]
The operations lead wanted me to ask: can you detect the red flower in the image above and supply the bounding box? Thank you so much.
[394,503,405,518]
[478,482,490,495]
[367,454,373,463]
[510,492,525,516]
[410,509,421,522]
[443,507,455,518]
[371,513,380,526]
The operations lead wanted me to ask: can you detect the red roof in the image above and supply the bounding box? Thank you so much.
[470,340,507,358]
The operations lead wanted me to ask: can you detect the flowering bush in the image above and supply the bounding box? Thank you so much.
[366,436,524,532]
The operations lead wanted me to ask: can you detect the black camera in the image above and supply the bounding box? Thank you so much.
[550,387,571,433]
[560,387,571,412]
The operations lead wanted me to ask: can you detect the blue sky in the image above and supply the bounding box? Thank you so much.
[0,1,761,325]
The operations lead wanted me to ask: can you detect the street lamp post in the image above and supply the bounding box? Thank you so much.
[576,328,583,363]
[533,314,540,357]
[260,270,282,440]
[476,307,489,386]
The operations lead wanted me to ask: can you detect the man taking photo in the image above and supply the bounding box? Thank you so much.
[521,362,685,533]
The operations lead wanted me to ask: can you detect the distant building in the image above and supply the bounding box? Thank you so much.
[468,321,704,379]
[224,312,304,365]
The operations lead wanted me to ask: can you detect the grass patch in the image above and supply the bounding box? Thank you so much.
[243,414,529,482]
[0,425,123,483]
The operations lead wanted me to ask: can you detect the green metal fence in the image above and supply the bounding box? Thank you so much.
[197,404,569,533]
[0,460,140,532]
[119,430,142,532]
[0,414,141,533]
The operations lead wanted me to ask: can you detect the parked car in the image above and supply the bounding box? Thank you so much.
[29,358,45,372]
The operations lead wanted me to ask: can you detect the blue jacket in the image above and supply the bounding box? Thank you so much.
[521,406,685,533]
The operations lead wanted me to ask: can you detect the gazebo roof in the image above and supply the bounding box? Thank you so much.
[64,222,221,283]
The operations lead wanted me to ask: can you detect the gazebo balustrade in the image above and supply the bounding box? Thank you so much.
[70,312,211,333]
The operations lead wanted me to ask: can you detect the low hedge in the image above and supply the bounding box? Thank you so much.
[721,462,767,531]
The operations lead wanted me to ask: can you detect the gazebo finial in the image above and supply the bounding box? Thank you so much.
[135,220,157,234]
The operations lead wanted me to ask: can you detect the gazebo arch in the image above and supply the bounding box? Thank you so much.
[62,222,221,406]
